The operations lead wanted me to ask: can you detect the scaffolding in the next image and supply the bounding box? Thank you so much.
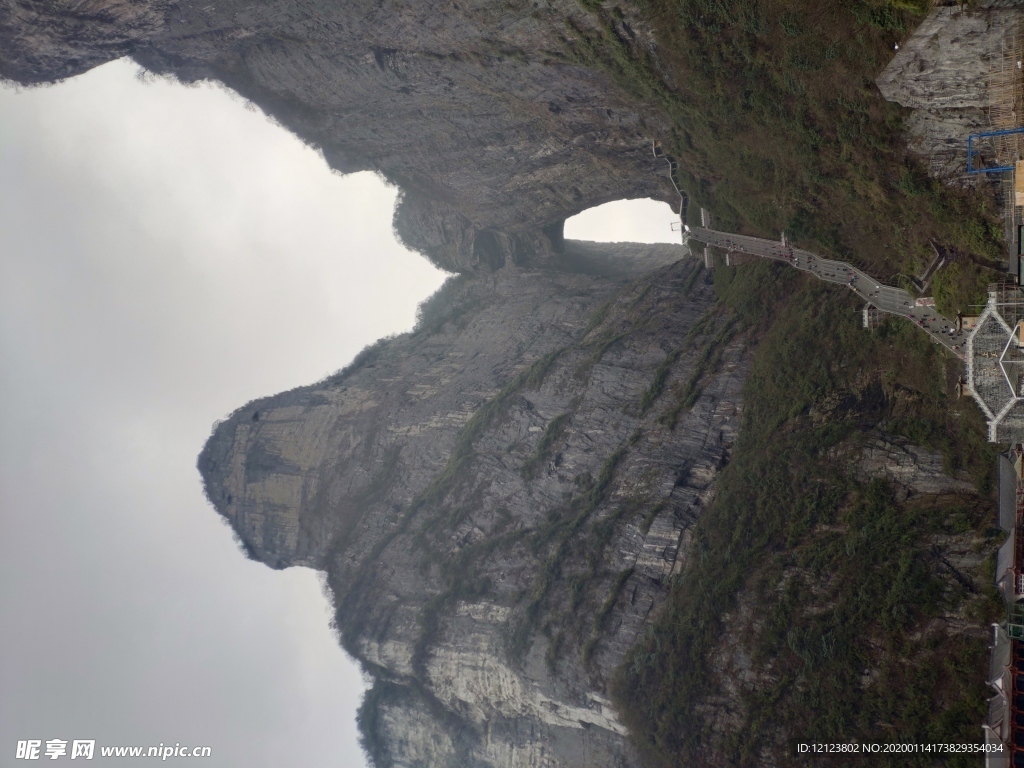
[995,282,1024,332]
[988,27,1023,167]
[991,24,1024,257]
[969,24,1024,284]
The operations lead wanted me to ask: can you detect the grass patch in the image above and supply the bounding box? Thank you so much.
[932,260,998,318]
[509,444,630,659]
[637,349,683,416]
[521,413,572,480]
[660,317,737,428]
[610,262,997,767]
[582,567,636,665]
[567,0,1002,286]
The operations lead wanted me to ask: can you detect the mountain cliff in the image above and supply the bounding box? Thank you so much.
[198,241,746,766]
[4,1,1012,766]
[1,0,677,272]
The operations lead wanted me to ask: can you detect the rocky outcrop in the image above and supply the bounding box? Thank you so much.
[199,241,748,766]
[0,6,738,764]
[1,0,678,272]
[877,2,1023,180]
[841,430,975,501]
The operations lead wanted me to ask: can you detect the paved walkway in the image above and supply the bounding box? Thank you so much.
[686,226,966,359]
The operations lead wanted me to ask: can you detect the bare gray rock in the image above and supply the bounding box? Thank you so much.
[1,0,679,271]
[877,2,1023,180]
[199,242,749,767]
[850,431,974,500]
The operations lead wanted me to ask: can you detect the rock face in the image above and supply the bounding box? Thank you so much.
[6,4,997,766]
[840,430,975,501]
[0,0,678,272]
[0,4,728,764]
[877,1,1022,180]
[199,241,748,766]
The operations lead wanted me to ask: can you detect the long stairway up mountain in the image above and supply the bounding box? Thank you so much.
[685,225,967,359]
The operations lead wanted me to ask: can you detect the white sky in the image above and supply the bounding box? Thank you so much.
[564,197,680,244]
[0,58,671,766]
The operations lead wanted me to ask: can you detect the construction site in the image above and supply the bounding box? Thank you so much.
[673,6,1024,764]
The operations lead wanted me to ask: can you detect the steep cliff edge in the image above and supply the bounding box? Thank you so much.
[0,0,677,272]
[199,241,748,766]
[196,241,999,768]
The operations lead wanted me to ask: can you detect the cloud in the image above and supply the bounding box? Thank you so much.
[0,57,673,766]
[0,59,447,767]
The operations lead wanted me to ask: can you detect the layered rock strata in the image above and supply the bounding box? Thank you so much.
[199,241,747,766]
[841,430,975,501]
[1,0,678,271]
[0,4,739,764]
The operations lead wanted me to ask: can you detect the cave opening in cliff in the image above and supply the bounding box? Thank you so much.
[563,198,681,245]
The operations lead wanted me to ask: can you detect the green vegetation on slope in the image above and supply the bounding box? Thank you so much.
[568,0,1002,286]
[612,260,1002,767]
[338,4,1011,760]
[559,0,1011,763]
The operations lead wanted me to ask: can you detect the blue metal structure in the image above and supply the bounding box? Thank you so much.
[968,127,1024,173]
